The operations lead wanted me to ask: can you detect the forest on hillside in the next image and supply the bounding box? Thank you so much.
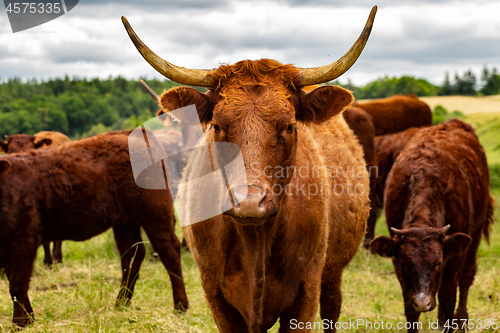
[0,66,499,138]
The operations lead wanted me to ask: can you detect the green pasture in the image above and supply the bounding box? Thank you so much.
[0,111,499,332]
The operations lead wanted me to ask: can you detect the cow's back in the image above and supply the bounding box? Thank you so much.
[1,132,172,243]
[374,127,422,205]
[385,119,491,234]
[355,94,432,135]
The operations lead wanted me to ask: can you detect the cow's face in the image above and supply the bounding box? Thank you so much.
[0,134,51,153]
[371,226,471,313]
[122,7,376,224]
[159,60,353,224]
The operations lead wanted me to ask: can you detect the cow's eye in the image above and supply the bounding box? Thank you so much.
[214,125,221,133]
[286,124,294,133]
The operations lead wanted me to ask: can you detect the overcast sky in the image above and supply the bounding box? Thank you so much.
[1,0,499,86]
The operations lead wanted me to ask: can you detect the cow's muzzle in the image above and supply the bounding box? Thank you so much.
[412,293,435,312]
[223,186,279,224]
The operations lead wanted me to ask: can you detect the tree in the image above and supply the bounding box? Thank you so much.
[481,67,500,96]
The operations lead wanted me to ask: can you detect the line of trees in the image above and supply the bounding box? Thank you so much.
[333,65,500,99]
[0,76,205,138]
[1,66,499,138]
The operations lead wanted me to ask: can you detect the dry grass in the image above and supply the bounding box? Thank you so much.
[419,95,500,115]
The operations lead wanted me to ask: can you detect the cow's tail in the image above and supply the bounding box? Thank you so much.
[483,193,496,244]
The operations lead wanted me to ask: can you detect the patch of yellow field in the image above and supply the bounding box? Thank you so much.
[419,95,500,114]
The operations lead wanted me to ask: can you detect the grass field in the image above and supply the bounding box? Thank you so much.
[1,199,499,333]
[1,97,499,332]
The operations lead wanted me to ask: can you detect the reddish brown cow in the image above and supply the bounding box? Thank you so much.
[0,132,70,265]
[123,5,375,332]
[354,94,432,136]
[371,119,494,333]
[373,126,422,208]
[0,134,52,153]
[0,131,188,327]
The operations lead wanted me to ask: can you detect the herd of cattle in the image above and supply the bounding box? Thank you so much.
[0,7,495,333]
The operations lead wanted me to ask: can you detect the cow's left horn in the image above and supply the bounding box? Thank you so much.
[122,16,213,87]
[298,5,377,86]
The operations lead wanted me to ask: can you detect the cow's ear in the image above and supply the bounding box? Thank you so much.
[34,138,52,149]
[158,87,213,125]
[370,235,400,257]
[0,139,8,153]
[444,233,472,257]
[299,85,353,123]
[0,160,11,174]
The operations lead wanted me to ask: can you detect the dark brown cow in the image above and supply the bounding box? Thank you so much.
[123,5,376,333]
[374,127,422,208]
[0,134,52,153]
[0,132,70,265]
[0,131,188,327]
[354,94,432,136]
[371,119,495,333]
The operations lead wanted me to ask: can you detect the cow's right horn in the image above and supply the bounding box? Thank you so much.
[122,16,213,87]
[298,5,377,86]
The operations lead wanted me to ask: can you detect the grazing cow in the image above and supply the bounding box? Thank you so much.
[0,132,70,265]
[304,86,377,249]
[0,131,188,327]
[354,94,432,136]
[370,119,495,333]
[123,5,375,332]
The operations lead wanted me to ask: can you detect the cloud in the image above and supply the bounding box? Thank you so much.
[0,0,499,85]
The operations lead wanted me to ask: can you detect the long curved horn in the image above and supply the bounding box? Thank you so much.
[299,5,377,86]
[122,17,213,87]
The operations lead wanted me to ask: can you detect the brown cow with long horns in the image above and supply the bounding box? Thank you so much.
[123,6,376,332]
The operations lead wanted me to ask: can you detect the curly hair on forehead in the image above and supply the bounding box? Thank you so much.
[208,59,302,94]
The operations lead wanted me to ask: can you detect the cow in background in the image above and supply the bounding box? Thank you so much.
[354,94,432,136]
[371,119,494,333]
[0,134,52,153]
[0,131,70,265]
[373,126,422,214]
[0,130,188,327]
